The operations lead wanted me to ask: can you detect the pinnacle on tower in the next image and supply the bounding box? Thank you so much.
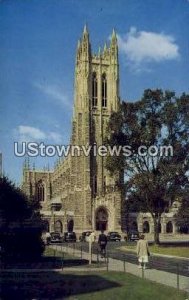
[83,24,89,38]
[77,39,81,49]
[27,157,30,169]
[111,28,117,44]
[111,29,117,46]
[23,157,27,169]
[80,24,91,59]
[98,46,101,56]
[110,28,118,61]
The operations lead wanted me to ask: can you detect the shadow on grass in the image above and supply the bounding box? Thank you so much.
[156,241,189,247]
[0,271,121,299]
[0,256,89,269]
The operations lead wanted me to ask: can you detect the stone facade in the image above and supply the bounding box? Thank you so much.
[22,26,124,235]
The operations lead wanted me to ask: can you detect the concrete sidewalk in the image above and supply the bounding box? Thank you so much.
[50,245,189,293]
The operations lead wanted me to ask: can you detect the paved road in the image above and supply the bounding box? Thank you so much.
[66,241,189,277]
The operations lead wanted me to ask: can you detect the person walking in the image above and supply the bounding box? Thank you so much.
[98,230,107,258]
[88,231,95,264]
[136,234,150,269]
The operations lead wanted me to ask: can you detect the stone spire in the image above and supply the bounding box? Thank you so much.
[110,28,118,61]
[76,24,91,62]
[77,39,81,50]
[111,28,117,41]
[98,46,101,56]
[83,24,88,36]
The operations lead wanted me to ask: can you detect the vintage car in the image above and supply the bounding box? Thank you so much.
[46,232,63,244]
[63,232,77,242]
[107,231,121,242]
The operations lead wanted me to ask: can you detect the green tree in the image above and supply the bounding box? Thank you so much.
[106,89,189,244]
[0,176,44,261]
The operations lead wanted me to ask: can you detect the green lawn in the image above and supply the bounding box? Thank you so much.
[119,244,189,258]
[44,245,66,257]
[44,246,106,268]
[73,272,188,300]
[0,271,187,300]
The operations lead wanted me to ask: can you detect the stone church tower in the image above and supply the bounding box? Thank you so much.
[22,26,124,235]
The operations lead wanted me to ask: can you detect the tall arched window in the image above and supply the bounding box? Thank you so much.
[102,73,107,107]
[92,72,98,107]
[37,181,45,202]
[93,175,97,196]
[103,176,106,193]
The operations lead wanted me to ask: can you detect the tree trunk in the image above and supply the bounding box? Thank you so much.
[153,216,160,245]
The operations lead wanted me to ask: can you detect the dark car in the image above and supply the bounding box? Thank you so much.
[125,231,139,242]
[49,232,63,244]
[64,232,77,242]
[107,231,121,242]
[79,231,92,242]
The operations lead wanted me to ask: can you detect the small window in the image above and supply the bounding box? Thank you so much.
[102,73,107,107]
[92,72,98,107]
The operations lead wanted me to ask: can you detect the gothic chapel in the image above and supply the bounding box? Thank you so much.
[22,26,124,235]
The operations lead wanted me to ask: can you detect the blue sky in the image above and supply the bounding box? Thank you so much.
[0,0,189,184]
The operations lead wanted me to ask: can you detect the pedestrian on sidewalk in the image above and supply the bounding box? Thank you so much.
[89,231,96,264]
[136,234,150,269]
[98,230,107,258]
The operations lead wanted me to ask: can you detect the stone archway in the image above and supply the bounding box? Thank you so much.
[95,207,108,231]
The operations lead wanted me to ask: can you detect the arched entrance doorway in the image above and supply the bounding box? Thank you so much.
[131,221,138,231]
[143,221,150,233]
[67,218,74,232]
[43,220,49,232]
[95,207,108,231]
[55,220,63,233]
[166,221,173,233]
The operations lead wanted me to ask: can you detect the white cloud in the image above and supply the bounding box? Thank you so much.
[117,27,179,70]
[14,125,63,144]
[34,82,72,109]
[17,126,46,142]
[48,132,63,144]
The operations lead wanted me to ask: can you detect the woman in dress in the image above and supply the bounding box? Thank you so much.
[136,234,150,269]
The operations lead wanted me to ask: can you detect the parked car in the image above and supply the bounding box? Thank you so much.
[124,231,139,242]
[64,232,77,242]
[107,231,121,242]
[79,231,93,242]
[48,232,63,244]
